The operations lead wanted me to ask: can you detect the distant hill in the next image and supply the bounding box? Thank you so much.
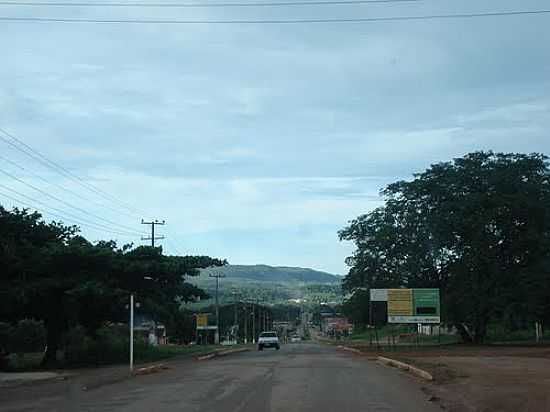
[201,264,340,284]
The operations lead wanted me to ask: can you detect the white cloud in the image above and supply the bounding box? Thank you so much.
[1,1,550,272]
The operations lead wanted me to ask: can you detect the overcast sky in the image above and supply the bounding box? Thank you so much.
[0,0,549,274]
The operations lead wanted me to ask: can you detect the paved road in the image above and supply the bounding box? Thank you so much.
[1,342,439,412]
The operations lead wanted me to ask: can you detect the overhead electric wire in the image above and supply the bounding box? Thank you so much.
[0,167,147,236]
[165,232,185,256]
[0,9,549,24]
[0,130,145,218]
[0,0,423,7]
[0,127,149,218]
[0,154,140,221]
[0,185,142,237]
[0,129,191,253]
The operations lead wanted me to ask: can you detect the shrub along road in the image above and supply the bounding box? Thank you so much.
[1,341,438,412]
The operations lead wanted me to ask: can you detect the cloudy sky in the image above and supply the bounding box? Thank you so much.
[0,0,549,274]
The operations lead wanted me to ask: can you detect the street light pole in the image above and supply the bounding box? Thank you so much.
[129,276,154,370]
[209,273,225,344]
[129,293,134,372]
[233,291,239,342]
[252,305,256,343]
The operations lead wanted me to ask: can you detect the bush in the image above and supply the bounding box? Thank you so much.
[64,324,130,366]
[63,325,91,364]
[0,320,46,371]
[11,319,46,353]
[0,319,46,354]
[0,322,13,351]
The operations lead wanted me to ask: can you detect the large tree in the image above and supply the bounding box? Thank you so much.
[0,206,225,366]
[340,152,550,343]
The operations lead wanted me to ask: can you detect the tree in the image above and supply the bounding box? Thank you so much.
[340,152,550,343]
[341,290,371,329]
[0,206,225,366]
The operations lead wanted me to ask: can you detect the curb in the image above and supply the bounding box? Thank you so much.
[0,373,70,389]
[132,364,170,376]
[196,347,250,361]
[336,345,363,355]
[196,353,217,361]
[377,356,433,381]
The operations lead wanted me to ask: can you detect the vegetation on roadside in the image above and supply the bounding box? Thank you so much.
[0,206,225,368]
[340,152,550,344]
[188,276,343,308]
[2,322,221,371]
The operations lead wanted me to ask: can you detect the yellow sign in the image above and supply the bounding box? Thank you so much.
[196,314,208,328]
[387,289,413,316]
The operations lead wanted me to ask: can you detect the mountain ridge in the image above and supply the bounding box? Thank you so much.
[201,264,341,284]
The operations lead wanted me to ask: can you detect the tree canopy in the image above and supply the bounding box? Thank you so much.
[339,152,550,342]
[0,206,225,365]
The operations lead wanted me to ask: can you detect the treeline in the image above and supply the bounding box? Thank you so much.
[194,303,301,343]
[0,207,225,366]
[340,152,550,343]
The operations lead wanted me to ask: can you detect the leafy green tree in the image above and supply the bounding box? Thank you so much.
[341,290,371,329]
[340,152,550,343]
[0,206,225,366]
[11,319,46,353]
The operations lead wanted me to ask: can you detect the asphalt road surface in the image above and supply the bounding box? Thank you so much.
[1,342,440,412]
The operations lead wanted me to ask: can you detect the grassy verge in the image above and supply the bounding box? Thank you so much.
[3,344,247,372]
[3,352,45,372]
[133,344,220,363]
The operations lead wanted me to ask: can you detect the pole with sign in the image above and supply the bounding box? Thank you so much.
[369,288,441,324]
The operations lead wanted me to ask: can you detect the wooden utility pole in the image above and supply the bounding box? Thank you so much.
[209,273,225,344]
[141,219,165,247]
[244,303,248,344]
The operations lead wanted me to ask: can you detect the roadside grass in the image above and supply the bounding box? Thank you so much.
[3,344,244,372]
[4,352,44,372]
[134,344,220,363]
[398,334,462,345]
[348,325,549,347]
[485,325,550,344]
[348,325,460,346]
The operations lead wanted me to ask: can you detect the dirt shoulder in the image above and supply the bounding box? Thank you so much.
[341,343,550,412]
[0,344,251,391]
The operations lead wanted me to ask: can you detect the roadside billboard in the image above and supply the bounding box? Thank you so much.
[196,313,208,328]
[370,288,440,324]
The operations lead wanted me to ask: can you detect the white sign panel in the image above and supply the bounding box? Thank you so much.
[370,289,388,302]
[388,316,440,324]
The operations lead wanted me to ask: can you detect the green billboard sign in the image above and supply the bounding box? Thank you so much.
[381,288,440,324]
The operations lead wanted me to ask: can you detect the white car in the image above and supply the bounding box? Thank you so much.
[290,335,301,343]
[258,331,280,351]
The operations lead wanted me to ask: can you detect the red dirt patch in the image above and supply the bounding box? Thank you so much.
[351,345,550,412]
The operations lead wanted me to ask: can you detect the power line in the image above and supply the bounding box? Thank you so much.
[0,128,149,218]
[0,128,184,250]
[165,232,185,256]
[0,154,140,221]
[0,9,549,24]
[0,185,141,236]
[0,166,147,235]
[0,130,146,218]
[0,0,423,7]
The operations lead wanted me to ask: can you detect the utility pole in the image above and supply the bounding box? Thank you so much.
[251,304,255,343]
[141,219,164,343]
[244,303,248,344]
[141,219,165,247]
[209,273,225,344]
[232,291,239,343]
[129,294,134,372]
